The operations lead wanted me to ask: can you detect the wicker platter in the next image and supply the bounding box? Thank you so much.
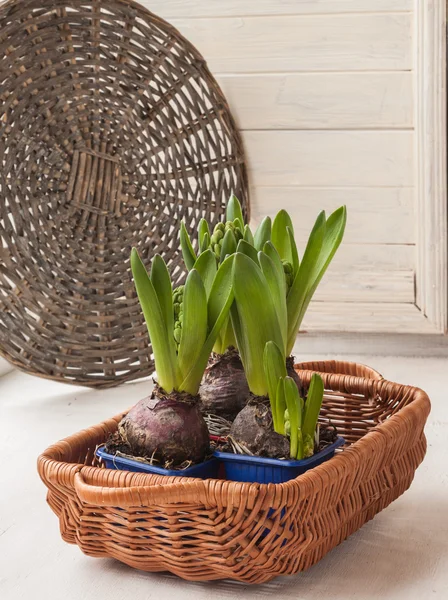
[0,0,248,387]
[38,363,430,583]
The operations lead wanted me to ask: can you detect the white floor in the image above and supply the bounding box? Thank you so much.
[0,355,447,600]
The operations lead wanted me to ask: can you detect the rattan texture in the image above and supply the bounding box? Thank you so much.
[38,365,430,583]
[0,0,248,387]
[295,359,383,381]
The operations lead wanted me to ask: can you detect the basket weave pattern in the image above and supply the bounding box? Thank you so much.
[38,366,430,583]
[0,0,248,387]
[295,359,383,381]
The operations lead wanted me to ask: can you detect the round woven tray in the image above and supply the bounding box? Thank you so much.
[0,0,248,387]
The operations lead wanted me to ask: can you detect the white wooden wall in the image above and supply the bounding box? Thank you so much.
[142,1,447,335]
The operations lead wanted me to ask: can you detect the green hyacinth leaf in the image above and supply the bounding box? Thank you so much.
[220,228,237,263]
[284,376,300,459]
[226,194,244,230]
[287,207,346,353]
[287,226,300,276]
[286,210,326,353]
[237,238,259,263]
[263,341,287,433]
[232,252,283,396]
[297,429,304,460]
[275,377,287,442]
[271,209,294,263]
[302,206,347,301]
[198,218,210,250]
[259,251,287,350]
[177,269,208,387]
[302,373,324,447]
[179,256,235,393]
[207,254,235,332]
[243,224,254,246]
[131,249,178,392]
[180,221,197,271]
[220,316,237,351]
[193,249,217,298]
[253,216,272,251]
[263,242,287,297]
[150,254,174,336]
[199,231,210,254]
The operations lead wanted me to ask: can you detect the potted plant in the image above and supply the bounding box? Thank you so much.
[96,249,234,478]
[215,344,344,483]
[212,246,345,483]
[179,196,251,419]
[98,197,346,484]
[180,197,346,421]
[38,197,431,583]
[179,197,346,483]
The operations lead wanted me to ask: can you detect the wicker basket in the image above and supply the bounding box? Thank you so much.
[0,0,248,388]
[37,365,430,583]
[295,359,383,380]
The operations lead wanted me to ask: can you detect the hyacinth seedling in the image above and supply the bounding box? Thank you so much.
[230,205,347,396]
[264,341,324,459]
[180,196,346,358]
[179,195,246,354]
[116,250,235,465]
[130,249,234,395]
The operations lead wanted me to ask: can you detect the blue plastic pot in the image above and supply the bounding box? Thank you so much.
[214,437,345,484]
[96,445,220,479]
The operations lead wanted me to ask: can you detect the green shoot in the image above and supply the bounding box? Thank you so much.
[179,196,346,360]
[253,216,272,250]
[198,218,210,250]
[220,228,238,262]
[231,252,284,396]
[302,373,324,457]
[263,341,287,432]
[271,210,296,268]
[226,193,245,230]
[265,358,323,460]
[179,195,246,269]
[283,377,300,459]
[180,221,197,271]
[286,207,346,354]
[131,249,234,396]
[243,224,254,245]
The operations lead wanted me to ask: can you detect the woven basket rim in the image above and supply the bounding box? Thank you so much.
[37,370,431,508]
[295,359,383,380]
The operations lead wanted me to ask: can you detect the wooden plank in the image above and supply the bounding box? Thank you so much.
[414,0,448,333]
[314,271,414,303]
[293,331,448,357]
[244,131,413,187]
[171,14,412,72]
[329,245,414,272]
[218,72,413,129]
[145,1,412,18]
[301,302,439,334]
[250,187,414,245]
